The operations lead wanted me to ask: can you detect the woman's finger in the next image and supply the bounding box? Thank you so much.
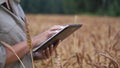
[53,40,61,49]
[33,51,43,60]
[45,47,50,58]
[50,25,65,31]
[42,50,47,59]
[49,45,54,55]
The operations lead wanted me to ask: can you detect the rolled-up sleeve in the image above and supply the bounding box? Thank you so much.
[0,45,6,68]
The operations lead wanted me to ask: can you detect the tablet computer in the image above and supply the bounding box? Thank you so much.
[33,24,82,52]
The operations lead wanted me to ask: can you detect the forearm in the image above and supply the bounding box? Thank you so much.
[5,41,29,65]
[5,32,47,65]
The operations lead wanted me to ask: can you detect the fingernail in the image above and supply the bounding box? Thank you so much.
[55,30,60,33]
[43,50,45,53]
[47,47,49,50]
[60,26,65,29]
[52,45,54,47]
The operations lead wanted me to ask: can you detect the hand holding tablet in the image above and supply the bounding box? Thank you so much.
[33,24,82,52]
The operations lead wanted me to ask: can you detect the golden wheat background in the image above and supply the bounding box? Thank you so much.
[27,14,120,68]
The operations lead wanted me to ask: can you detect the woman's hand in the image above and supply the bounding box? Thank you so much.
[32,25,64,60]
[33,40,60,60]
[32,25,64,48]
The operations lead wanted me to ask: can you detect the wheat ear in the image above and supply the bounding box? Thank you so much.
[1,41,26,68]
[24,18,35,68]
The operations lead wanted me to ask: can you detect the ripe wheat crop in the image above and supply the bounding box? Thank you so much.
[27,14,120,68]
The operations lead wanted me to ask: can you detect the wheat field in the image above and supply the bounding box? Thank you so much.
[27,14,120,68]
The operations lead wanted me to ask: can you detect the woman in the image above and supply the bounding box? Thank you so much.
[0,0,63,68]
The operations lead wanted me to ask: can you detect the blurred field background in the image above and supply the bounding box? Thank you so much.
[21,0,120,68]
[27,15,120,68]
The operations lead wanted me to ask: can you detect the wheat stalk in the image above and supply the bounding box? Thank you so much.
[63,54,76,67]
[99,51,119,68]
[54,49,63,68]
[24,18,35,68]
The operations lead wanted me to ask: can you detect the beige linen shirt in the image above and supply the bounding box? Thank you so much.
[0,0,32,68]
